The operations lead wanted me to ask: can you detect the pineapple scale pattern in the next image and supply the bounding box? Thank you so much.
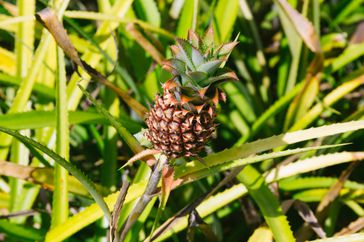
[146,27,238,158]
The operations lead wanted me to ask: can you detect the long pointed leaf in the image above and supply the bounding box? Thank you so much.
[176,121,364,179]
[0,127,111,221]
[154,151,364,241]
[237,166,295,242]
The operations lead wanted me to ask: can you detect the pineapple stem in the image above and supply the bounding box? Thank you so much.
[118,154,168,241]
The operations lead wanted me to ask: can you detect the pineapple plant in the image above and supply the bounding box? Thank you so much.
[146,27,238,158]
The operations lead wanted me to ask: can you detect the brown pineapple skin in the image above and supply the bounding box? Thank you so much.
[146,92,216,158]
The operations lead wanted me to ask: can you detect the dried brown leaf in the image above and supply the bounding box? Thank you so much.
[187,209,219,242]
[294,200,326,239]
[0,0,18,16]
[36,8,83,67]
[149,167,242,241]
[0,161,34,181]
[276,0,321,53]
[121,149,160,169]
[161,165,175,208]
[297,161,359,241]
[282,200,326,239]
[350,22,364,44]
[317,161,358,212]
[126,23,165,65]
[35,8,148,119]
[335,217,364,236]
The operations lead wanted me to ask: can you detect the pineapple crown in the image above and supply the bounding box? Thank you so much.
[162,27,239,92]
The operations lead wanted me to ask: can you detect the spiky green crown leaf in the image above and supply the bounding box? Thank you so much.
[162,27,239,90]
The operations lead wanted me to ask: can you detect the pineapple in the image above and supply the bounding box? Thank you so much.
[146,27,238,158]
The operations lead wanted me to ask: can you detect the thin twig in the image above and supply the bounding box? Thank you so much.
[0,209,39,219]
[119,155,168,241]
[35,8,148,119]
[110,180,130,242]
[149,166,243,241]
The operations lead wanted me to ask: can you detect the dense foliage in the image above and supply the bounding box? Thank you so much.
[0,0,364,241]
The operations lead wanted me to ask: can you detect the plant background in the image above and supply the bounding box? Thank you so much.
[0,0,364,241]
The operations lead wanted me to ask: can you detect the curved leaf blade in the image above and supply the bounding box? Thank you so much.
[237,166,295,242]
[0,127,111,221]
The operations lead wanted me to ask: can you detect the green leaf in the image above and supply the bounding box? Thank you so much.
[0,161,107,197]
[213,0,239,42]
[154,151,364,241]
[0,127,111,221]
[289,76,364,131]
[176,38,204,70]
[201,71,238,86]
[78,85,144,154]
[0,111,101,129]
[330,43,364,72]
[63,15,142,99]
[176,0,196,38]
[293,189,330,202]
[0,220,44,241]
[223,82,257,123]
[46,180,148,242]
[248,226,273,242]
[197,59,223,73]
[275,0,321,53]
[237,165,295,242]
[279,177,364,191]
[188,71,208,83]
[0,110,142,132]
[134,0,161,27]
[274,0,302,94]
[284,73,320,130]
[190,47,205,67]
[332,0,364,26]
[0,72,55,100]
[309,233,364,242]
[163,58,186,75]
[183,144,348,181]
[0,46,15,74]
[51,149,364,242]
[237,82,304,144]
[175,121,364,180]
[66,0,134,111]
[52,44,69,226]
[215,41,238,57]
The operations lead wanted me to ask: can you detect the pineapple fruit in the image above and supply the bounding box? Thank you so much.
[146,27,238,158]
